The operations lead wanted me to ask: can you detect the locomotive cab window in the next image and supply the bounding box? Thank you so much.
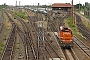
[62,28,70,32]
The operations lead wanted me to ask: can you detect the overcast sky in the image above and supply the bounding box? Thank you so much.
[0,0,90,6]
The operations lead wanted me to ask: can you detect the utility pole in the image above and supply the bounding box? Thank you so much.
[79,1,80,13]
[47,5,48,30]
[16,1,17,7]
[19,1,21,7]
[16,1,17,11]
[37,3,39,16]
[88,4,90,25]
[72,0,74,23]
[37,3,39,60]
[19,1,21,12]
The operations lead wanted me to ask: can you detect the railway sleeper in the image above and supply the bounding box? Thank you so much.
[9,38,15,40]
[6,47,12,51]
[82,47,89,50]
[4,51,11,55]
[7,43,13,46]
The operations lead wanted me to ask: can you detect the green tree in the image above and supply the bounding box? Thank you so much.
[2,3,7,8]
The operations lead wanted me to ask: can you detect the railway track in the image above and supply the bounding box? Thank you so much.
[75,13,90,58]
[4,9,25,45]
[7,10,28,33]
[74,36,90,58]
[25,9,63,60]
[0,9,18,60]
[54,32,78,60]
[0,9,4,23]
[3,8,87,60]
[62,48,78,60]
[0,24,16,60]
[0,23,4,34]
[75,14,90,41]
[25,10,43,60]
[24,9,47,60]
[50,13,90,59]
[47,13,78,60]
[25,32,37,60]
[0,10,5,34]
[3,9,27,60]
[8,11,36,60]
[7,9,37,60]
[45,36,62,59]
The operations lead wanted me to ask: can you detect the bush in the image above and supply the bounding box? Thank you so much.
[71,24,75,27]
[15,12,26,19]
[3,38,6,40]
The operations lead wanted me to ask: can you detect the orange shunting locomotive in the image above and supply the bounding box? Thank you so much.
[58,26,74,47]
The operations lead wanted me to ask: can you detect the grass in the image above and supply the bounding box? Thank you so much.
[15,12,26,19]
[75,9,79,12]
[66,17,83,39]
[0,9,2,14]
[16,42,20,44]
[0,42,4,54]
[4,33,6,37]
[0,42,4,47]
[66,17,88,40]
[0,48,2,51]
[18,24,21,26]
[80,13,90,30]
[3,26,10,41]
[6,27,10,31]
[15,47,20,49]
[82,19,90,30]
[84,15,90,20]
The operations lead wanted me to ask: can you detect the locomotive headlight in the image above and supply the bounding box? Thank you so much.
[70,45,71,47]
[60,41,63,43]
[63,45,65,47]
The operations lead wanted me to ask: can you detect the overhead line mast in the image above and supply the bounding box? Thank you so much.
[72,0,74,23]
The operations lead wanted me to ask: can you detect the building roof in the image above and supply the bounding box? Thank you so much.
[52,3,72,8]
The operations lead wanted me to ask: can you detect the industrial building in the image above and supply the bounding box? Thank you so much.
[51,3,72,16]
